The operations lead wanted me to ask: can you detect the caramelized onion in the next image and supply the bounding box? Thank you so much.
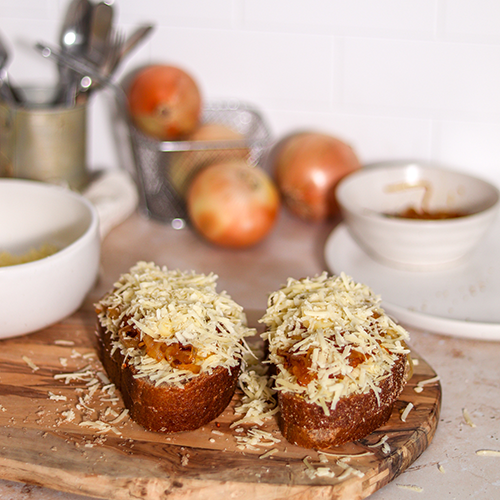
[278,348,317,387]
[118,323,141,349]
[164,343,201,374]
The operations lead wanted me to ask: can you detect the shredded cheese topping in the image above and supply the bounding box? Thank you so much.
[232,346,278,427]
[95,261,255,386]
[232,368,278,426]
[260,272,410,411]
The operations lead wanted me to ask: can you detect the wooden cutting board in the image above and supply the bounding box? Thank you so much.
[0,309,441,500]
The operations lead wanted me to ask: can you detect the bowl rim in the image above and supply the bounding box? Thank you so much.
[336,160,500,224]
[0,179,100,273]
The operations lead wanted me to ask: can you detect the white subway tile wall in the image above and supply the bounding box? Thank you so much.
[1,0,499,186]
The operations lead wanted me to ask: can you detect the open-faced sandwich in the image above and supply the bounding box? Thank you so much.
[95,261,254,433]
[260,272,411,449]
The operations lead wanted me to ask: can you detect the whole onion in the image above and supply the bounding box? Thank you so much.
[127,64,202,140]
[187,159,280,248]
[273,132,361,221]
[170,123,249,197]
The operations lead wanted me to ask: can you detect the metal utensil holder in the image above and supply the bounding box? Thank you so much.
[0,87,88,190]
[127,101,271,223]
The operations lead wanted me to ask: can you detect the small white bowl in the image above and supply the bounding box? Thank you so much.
[336,161,500,271]
[0,179,100,338]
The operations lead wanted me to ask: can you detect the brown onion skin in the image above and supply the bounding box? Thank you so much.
[187,159,280,249]
[127,64,202,140]
[188,123,245,142]
[273,132,361,221]
[170,123,250,197]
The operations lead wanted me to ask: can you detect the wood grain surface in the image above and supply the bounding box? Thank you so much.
[0,309,441,500]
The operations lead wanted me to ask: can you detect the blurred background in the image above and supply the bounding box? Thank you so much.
[1,0,500,187]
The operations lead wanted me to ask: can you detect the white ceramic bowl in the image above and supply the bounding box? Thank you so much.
[0,179,100,338]
[336,161,500,271]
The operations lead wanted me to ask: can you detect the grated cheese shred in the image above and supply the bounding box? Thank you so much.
[231,347,278,427]
[462,408,476,428]
[417,376,440,388]
[22,356,39,372]
[397,484,423,493]
[401,402,414,422]
[337,459,365,480]
[235,427,281,450]
[476,449,500,456]
[260,272,410,411]
[95,261,255,387]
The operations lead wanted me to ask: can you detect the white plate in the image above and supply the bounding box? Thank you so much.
[324,220,500,340]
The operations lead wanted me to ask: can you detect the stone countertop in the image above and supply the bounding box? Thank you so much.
[1,209,499,500]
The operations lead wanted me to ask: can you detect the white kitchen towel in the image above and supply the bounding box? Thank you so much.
[83,169,139,239]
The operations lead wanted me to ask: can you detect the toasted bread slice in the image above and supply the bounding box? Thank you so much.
[261,272,411,449]
[278,353,407,448]
[94,261,254,433]
[96,321,240,433]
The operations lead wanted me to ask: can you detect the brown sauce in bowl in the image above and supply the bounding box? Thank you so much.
[385,207,469,220]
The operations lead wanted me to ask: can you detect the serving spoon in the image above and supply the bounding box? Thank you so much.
[86,1,114,69]
[54,0,92,105]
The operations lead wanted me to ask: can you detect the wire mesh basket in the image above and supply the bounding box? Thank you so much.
[128,100,272,223]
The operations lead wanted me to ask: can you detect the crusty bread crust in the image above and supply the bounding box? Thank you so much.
[96,322,240,433]
[278,354,407,449]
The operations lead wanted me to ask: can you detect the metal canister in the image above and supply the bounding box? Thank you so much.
[0,88,88,191]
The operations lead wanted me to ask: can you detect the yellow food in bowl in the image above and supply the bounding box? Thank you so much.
[0,243,59,267]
